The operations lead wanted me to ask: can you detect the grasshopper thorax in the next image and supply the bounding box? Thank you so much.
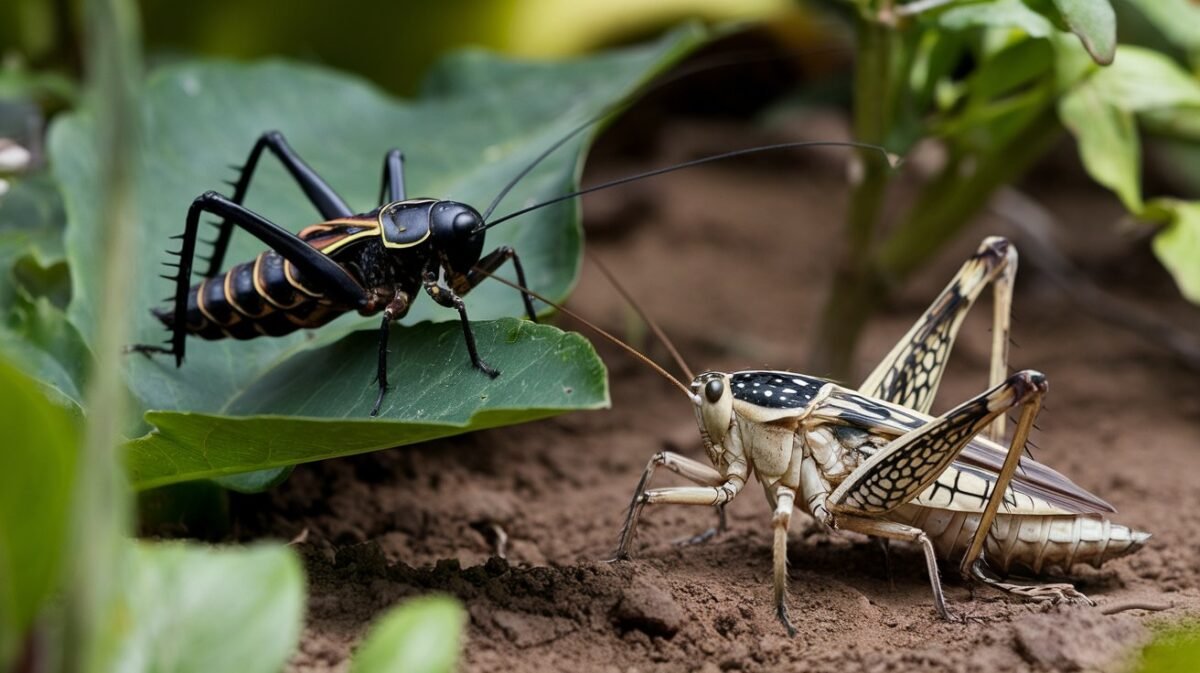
[692,371,734,465]
[377,199,485,274]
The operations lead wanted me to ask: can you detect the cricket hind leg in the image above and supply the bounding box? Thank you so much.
[129,192,369,366]
[204,131,355,277]
[860,236,1017,441]
[378,149,406,204]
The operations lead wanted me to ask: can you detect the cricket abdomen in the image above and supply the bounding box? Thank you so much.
[894,504,1150,575]
[153,250,347,341]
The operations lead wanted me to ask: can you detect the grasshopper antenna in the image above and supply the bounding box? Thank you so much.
[472,267,698,401]
[479,140,899,231]
[479,46,856,222]
[589,253,694,382]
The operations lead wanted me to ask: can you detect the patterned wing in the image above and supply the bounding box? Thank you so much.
[817,387,1114,516]
[859,238,1012,414]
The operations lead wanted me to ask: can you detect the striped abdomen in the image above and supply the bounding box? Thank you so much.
[154,250,345,340]
[894,504,1150,575]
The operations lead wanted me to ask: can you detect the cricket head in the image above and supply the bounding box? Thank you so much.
[430,200,486,274]
[692,371,733,465]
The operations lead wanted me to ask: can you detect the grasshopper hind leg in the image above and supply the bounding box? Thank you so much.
[968,558,1092,605]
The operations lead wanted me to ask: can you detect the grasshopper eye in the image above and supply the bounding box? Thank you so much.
[704,379,724,404]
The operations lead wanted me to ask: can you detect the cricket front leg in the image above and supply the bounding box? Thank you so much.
[423,270,499,377]
[613,451,745,560]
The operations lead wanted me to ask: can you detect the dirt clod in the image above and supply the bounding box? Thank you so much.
[613,574,684,638]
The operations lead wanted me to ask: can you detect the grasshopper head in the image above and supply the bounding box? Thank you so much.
[692,372,733,465]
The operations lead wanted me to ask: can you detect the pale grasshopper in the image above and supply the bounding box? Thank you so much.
[484,236,1150,635]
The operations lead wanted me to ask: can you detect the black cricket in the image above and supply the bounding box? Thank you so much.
[130,113,888,416]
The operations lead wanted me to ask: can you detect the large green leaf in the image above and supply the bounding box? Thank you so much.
[351,596,464,673]
[110,543,304,673]
[126,318,606,489]
[0,359,77,665]
[46,29,703,481]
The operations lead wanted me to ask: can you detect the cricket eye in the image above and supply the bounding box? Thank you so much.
[453,211,479,235]
[704,379,724,404]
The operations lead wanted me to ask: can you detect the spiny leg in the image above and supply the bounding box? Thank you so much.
[613,451,743,560]
[773,486,798,636]
[129,191,369,365]
[205,130,354,277]
[860,236,1017,442]
[837,515,955,621]
[378,149,406,205]
[422,270,499,377]
[957,376,1089,603]
[462,246,539,322]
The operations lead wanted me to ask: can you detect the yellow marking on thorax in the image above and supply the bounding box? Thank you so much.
[378,199,433,249]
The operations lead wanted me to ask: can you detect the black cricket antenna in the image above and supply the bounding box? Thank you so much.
[478,46,859,223]
[472,266,698,401]
[480,140,899,232]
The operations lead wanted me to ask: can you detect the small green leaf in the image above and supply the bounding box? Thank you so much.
[126,319,607,489]
[0,359,77,665]
[1050,0,1116,64]
[111,543,305,673]
[1059,81,1142,211]
[1150,200,1200,304]
[351,596,464,673]
[937,0,1056,38]
[1087,46,1200,112]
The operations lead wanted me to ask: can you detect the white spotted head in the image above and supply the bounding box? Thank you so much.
[691,371,733,465]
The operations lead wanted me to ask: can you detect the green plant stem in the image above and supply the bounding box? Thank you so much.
[807,11,894,378]
[64,0,141,670]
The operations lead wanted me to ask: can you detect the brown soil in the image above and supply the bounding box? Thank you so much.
[230,108,1200,672]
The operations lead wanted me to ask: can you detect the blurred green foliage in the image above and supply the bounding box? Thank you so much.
[1,0,787,94]
[1137,625,1200,673]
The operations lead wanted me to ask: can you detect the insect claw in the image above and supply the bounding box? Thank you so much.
[169,233,186,240]
[161,262,181,269]
[164,249,183,257]
[159,274,178,281]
